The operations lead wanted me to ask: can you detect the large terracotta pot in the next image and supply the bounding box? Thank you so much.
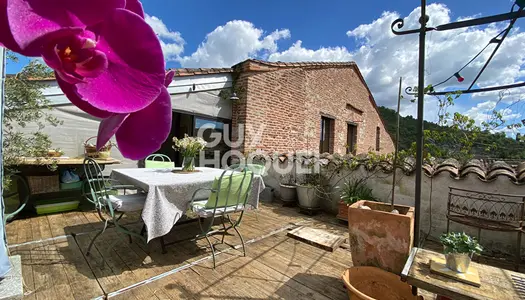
[337,200,349,221]
[342,267,423,300]
[348,200,414,275]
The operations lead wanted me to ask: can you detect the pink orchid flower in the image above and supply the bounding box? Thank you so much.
[94,70,174,160]
[0,0,174,159]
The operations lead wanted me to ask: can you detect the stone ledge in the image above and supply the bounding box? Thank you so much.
[0,255,23,300]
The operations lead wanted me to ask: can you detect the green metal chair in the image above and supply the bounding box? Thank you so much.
[145,154,173,168]
[83,158,146,256]
[228,163,265,176]
[3,174,29,224]
[188,168,254,268]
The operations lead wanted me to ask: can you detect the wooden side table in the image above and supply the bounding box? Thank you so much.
[401,247,525,300]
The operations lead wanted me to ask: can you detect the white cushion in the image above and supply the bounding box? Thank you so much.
[191,200,244,218]
[108,194,146,212]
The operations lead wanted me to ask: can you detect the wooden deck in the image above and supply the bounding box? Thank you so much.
[5,203,358,300]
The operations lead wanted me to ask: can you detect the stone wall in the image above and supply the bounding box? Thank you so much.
[255,154,525,257]
[232,60,394,155]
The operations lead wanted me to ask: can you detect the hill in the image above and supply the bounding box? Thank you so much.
[377,106,525,160]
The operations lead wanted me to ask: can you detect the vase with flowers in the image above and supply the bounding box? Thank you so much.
[172,134,207,172]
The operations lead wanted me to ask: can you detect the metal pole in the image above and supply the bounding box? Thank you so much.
[468,7,523,90]
[391,77,402,210]
[414,1,427,248]
[0,47,10,278]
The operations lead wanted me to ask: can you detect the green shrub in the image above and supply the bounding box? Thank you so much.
[340,178,377,205]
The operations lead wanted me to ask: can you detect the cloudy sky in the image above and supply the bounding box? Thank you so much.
[7,1,525,136]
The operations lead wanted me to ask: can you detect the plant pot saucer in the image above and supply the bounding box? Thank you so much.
[298,204,321,216]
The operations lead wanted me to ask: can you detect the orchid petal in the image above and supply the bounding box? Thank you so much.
[75,50,108,78]
[56,74,112,119]
[0,0,26,54]
[115,87,172,160]
[75,9,165,113]
[7,0,124,51]
[97,113,128,150]
[165,70,175,87]
[125,0,145,18]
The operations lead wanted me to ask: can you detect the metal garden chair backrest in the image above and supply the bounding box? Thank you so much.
[228,163,265,176]
[145,154,173,168]
[202,168,254,228]
[82,157,145,257]
[83,157,121,223]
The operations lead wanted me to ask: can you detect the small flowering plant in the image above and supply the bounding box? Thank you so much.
[172,135,207,171]
[172,134,207,157]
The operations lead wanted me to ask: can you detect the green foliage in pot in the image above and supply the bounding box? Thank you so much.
[440,232,483,255]
[298,173,320,187]
[340,178,377,205]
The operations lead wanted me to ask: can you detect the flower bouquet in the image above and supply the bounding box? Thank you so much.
[172,134,207,171]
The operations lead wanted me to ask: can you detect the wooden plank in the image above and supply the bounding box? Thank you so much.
[287,226,345,252]
[41,240,76,300]
[18,157,120,166]
[73,231,131,297]
[85,229,158,299]
[406,247,525,300]
[15,218,33,244]
[46,213,68,237]
[430,259,481,287]
[242,232,348,300]
[5,218,18,245]
[29,240,58,300]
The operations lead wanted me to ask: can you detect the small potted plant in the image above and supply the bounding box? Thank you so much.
[279,173,297,205]
[337,178,377,222]
[440,232,483,273]
[172,134,207,172]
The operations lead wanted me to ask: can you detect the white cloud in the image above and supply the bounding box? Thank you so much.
[179,20,290,68]
[465,100,523,135]
[145,14,185,61]
[268,3,525,128]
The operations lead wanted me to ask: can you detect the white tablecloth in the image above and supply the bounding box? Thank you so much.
[110,167,264,242]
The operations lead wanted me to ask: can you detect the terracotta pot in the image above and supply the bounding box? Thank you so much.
[342,267,423,300]
[348,200,414,275]
[337,200,350,221]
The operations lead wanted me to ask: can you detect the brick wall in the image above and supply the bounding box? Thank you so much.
[233,62,395,155]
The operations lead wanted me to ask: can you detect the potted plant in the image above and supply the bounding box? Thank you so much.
[337,178,377,222]
[172,134,207,172]
[296,172,321,209]
[440,232,483,273]
[279,173,297,205]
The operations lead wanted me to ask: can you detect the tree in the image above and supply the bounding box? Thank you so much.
[3,53,60,188]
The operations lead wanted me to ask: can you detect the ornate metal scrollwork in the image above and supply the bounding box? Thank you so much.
[405,86,418,96]
[391,16,434,36]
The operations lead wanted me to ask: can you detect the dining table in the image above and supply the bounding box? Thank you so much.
[110,167,265,242]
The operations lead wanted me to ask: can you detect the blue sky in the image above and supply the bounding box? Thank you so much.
[6,1,525,136]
